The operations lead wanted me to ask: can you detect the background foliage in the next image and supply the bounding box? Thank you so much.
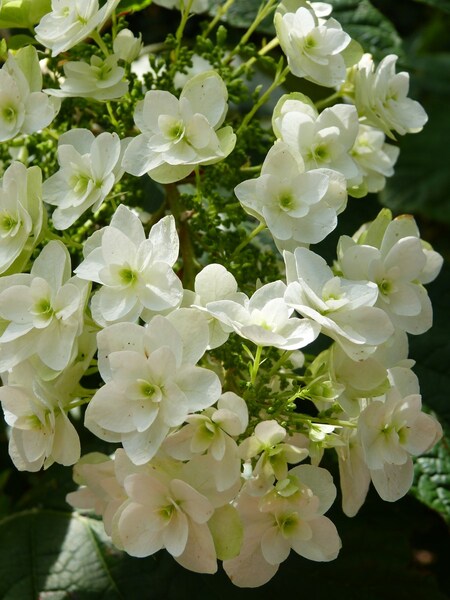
[0,0,449,597]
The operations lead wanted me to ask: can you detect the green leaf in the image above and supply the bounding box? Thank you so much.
[327,0,403,59]
[412,424,450,525]
[411,0,450,14]
[0,0,50,29]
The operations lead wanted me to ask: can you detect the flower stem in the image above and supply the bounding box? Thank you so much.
[315,91,342,111]
[240,36,280,71]
[202,0,235,38]
[291,413,357,428]
[91,29,110,57]
[250,345,263,386]
[174,0,195,61]
[232,222,266,257]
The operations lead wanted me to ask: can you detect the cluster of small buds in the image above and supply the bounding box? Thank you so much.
[0,0,444,589]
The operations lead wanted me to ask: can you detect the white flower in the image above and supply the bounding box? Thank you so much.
[337,212,443,334]
[116,470,217,573]
[274,1,351,87]
[223,465,341,587]
[284,247,394,360]
[234,141,347,251]
[349,123,399,197]
[85,315,221,464]
[113,28,143,63]
[164,392,248,491]
[0,161,44,275]
[0,241,89,372]
[0,362,81,471]
[46,54,128,101]
[122,71,236,184]
[183,263,246,349]
[272,95,361,188]
[35,0,121,57]
[240,420,308,495]
[352,53,428,138]
[0,46,59,142]
[43,128,128,230]
[358,386,442,502]
[206,280,320,350]
[75,205,183,325]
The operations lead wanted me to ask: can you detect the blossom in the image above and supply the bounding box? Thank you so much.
[223,465,341,587]
[0,361,81,471]
[349,124,399,197]
[122,71,236,184]
[352,53,428,138]
[0,46,59,142]
[116,470,217,573]
[0,161,45,275]
[274,1,351,87]
[35,0,121,57]
[234,141,347,251]
[163,392,248,491]
[284,247,394,360]
[272,95,361,188]
[206,280,320,350]
[337,211,443,334]
[75,205,183,325]
[358,386,442,502]
[0,241,89,372]
[46,54,128,101]
[85,315,221,464]
[113,28,143,63]
[43,128,128,230]
[183,263,246,349]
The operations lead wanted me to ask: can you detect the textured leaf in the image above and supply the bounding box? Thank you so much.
[412,427,450,526]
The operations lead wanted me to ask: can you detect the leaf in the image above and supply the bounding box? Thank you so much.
[327,0,403,59]
[411,0,450,13]
[411,427,450,526]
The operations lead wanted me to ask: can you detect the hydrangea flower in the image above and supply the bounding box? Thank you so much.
[0,361,81,471]
[352,53,428,138]
[0,46,60,142]
[46,54,129,101]
[0,241,89,372]
[272,95,362,188]
[234,141,347,251]
[122,71,236,183]
[85,315,222,464]
[75,205,183,325]
[35,0,121,57]
[43,128,128,229]
[0,161,44,275]
[349,124,399,197]
[223,465,341,587]
[206,280,320,350]
[275,0,351,87]
[284,247,394,360]
[337,211,443,334]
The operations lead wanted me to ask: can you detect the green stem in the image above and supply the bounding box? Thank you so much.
[106,102,120,129]
[291,413,357,428]
[91,29,110,57]
[269,350,293,377]
[165,183,197,290]
[202,0,236,38]
[232,222,266,257]
[236,62,290,135]
[225,0,278,64]
[250,345,263,386]
[174,0,195,61]
[240,36,280,71]
[45,229,83,250]
[315,91,342,111]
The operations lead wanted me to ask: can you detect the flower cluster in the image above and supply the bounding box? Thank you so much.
[0,0,443,590]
